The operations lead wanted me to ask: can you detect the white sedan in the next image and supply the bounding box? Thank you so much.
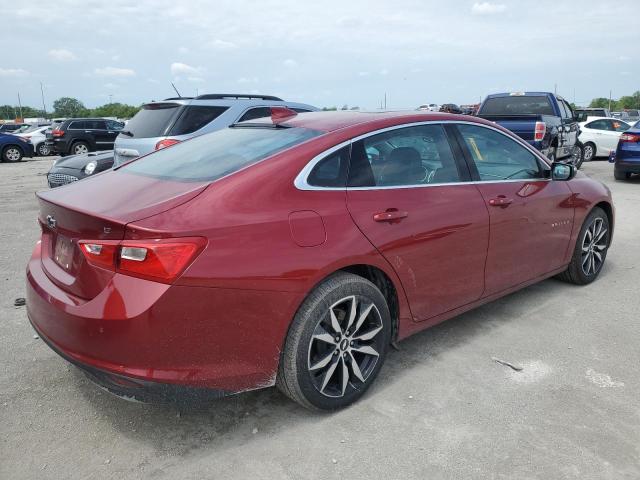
[14,126,50,156]
[579,117,631,161]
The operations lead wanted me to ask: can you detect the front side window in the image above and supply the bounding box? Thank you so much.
[123,126,321,182]
[456,124,543,181]
[348,124,461,187]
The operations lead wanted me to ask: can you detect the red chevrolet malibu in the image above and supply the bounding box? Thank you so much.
[26,110,614,410]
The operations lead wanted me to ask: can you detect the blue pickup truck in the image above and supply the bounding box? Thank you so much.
[477,92,582,165]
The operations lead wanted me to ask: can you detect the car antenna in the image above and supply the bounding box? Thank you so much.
[171,82,182,98]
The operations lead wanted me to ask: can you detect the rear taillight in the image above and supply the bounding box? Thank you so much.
[534,121,546,141]
[78,237,206,283]
[52,129,64,137]
[620,133,640,143]
[155,138,180,150]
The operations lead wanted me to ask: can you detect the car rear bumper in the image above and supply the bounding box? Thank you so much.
[26,241,301,396]
[615,161,640,174]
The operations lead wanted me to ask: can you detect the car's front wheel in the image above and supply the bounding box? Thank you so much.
[583,142,596,162]
[277,272,391,410]
[571,143,584,169]
[2,146,23,162]
[557,207,610,285]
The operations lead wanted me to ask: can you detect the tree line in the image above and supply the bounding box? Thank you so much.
[588,91,640,111]
[0,97,141,120]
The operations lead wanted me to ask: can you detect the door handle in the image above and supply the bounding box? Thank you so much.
[488,195,513,208]
[373,209,409,223]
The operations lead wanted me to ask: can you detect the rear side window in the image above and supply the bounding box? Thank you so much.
[168,106,228,136]
[123,126,321,182]
[122,103,182,138]
[480,96,554,115]
[238,107,272,123]
[307,146,350,187]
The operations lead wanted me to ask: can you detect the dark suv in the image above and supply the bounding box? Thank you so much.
[47,118,124,156]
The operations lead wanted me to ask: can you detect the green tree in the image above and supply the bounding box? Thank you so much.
[53,97,86,117]
[92,102,140,119]
[589,98,610,108]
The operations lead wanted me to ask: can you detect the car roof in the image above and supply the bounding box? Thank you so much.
[270,110,492,133]
[581,116,629,123]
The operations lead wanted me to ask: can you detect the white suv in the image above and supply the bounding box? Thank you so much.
[113,94,318,166]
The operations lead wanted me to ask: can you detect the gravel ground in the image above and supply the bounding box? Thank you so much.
[1,157,639,479]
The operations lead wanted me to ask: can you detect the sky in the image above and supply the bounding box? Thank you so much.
[1,0,638,111]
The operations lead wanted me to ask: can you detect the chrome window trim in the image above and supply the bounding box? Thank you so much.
[293,120,551,191]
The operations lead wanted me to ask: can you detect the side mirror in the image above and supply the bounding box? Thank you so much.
[551,162,575,181]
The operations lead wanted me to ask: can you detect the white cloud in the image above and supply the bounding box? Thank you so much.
[471,2,506,15]
[283,59,298,68]
[170,62,201,76]
[48,48,77,61]
[210,39,237,50]
[94,66,136,77]
[0,68,28,77]
[358,71,370,77]
[187,76,205,83]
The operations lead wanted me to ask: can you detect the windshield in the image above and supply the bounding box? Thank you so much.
[481,96,554,115]
[122,126,322,182]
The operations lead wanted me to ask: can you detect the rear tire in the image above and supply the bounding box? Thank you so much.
[556,207,610,285]
[614,168,630,181]
[583,142,596,162]
[71,141,89,156]
[36,143,50,156]
[277,272,391,411]
[2,146,23,162]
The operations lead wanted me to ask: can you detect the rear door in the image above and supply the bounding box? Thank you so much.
[345,123,489,322]
[91,120,114,150]
[453,123,574,295]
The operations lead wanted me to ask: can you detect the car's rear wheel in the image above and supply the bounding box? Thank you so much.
[614,168,630,181]
[36,143,50,156]
[583,142,596,162]
[2,146,23,162]
[72,141,89,155]
[556,207,610,285]
[277,272,391,411]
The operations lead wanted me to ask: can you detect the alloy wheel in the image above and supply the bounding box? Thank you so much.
[5,148,21,161]
[571,145,583,168]
[581,217,608,276]
[74,144,89,155]
[38,144,50,156]
[307,295,384,398]
[584,144,594,161]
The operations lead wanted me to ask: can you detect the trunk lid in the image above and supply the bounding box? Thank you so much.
[37,170,209,299]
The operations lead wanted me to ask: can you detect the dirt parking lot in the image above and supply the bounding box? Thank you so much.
[1,157,639,479]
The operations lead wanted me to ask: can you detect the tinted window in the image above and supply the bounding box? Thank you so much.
[124,126,321,182]
[480,96,554,115]
[106,120,124,131]
[457,124,542,181]
[87,120,107,129]
[169,106,228,135]
[238,107,272,123]
[611,120,630,132]
[348,125,460,187]
[560,101,572,119]
[122,103,182,138]
[307,146,350,187]
[586,120,610,131]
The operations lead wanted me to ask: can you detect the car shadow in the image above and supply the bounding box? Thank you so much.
[71,270,611,456]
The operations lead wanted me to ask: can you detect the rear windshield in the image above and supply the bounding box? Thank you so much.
[122,103,228,138]
[122,126,322,182]
[480,96,554,115]
[122,103,181,138]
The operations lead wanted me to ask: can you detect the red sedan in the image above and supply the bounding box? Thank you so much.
[26,109,614,410]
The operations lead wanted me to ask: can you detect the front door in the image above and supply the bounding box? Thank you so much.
[345,124,490,322]
[454,123,575,295]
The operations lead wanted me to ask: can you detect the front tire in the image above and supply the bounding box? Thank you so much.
[277,272,391,411]
[2,146,23,162]
[556,207,610,285]
[583,142,596,162]
[571,143,584,169]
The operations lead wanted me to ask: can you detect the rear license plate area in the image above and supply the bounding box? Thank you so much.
[54,234,74,270]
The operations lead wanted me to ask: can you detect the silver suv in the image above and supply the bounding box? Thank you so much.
[113,94,318,166]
